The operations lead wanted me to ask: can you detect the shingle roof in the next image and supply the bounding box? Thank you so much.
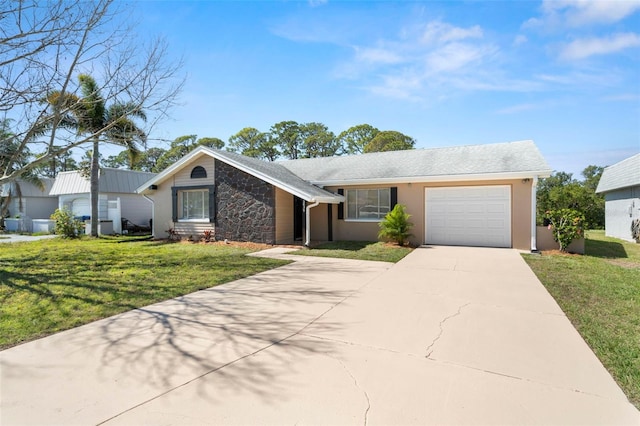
[50,169,156,195]
[139,147,344,203]
[596,153,640,193]
[139,140,551,201]
[278,140,551,184]
[210,149,345,202]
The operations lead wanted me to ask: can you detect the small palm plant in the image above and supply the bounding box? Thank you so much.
[378,204,413,246]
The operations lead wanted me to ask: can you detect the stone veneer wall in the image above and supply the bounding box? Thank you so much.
[215,159,276,244]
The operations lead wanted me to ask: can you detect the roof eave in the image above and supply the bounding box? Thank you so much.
[310,170,553,186]
[596,183,640,194]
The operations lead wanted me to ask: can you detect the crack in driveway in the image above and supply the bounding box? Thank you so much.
[325,353,371,426]
[425,302,471,359]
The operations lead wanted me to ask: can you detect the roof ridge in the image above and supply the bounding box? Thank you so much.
[277,139,535,164]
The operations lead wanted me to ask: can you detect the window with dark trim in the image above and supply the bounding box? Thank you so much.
[172,185,215,222]
[345,188,390,221]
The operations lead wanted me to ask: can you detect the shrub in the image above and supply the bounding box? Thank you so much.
[545,208,585,252]
[51,208,83,238]
[378,204,413,246]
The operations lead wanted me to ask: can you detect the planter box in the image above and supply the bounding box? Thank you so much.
[32,219,55,234]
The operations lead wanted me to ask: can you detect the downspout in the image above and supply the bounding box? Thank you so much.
[305,200,320,247]
[142,194,155,238]
[530,176,538,253]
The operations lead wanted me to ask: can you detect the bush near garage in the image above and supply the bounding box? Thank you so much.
[545,208,585,252]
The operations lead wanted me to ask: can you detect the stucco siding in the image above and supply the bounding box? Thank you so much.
[604,186,640,242]
[275,188,294,244]
[6,196,57,219]
[537,226,585,253]
[316,179,533,250]
[118,194,153,227]
[25,197,59,219]
[148,182,173,238]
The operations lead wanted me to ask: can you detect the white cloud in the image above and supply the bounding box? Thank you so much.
[425,42,493,74]
[496,103,539,114]
[354,46,403,64]
[602,93,640,102]
[308,0,328,7]
[542,0,640,27]
[513,34,528,46]
[560,32,640,60]
[421,21,483,44]
[368,73,423,100]
[342,20,499,98]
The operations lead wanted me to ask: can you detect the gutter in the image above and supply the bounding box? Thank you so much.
[307,170,554,187]
[305,200,320,247]
[530,176,538,253]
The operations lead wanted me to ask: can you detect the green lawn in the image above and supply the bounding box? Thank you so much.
[523,231,640,408]
[0,238,288,350]
[289,241,413,263]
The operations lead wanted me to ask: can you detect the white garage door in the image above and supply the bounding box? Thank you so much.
[425,186,511,248]
[71,198,90,217]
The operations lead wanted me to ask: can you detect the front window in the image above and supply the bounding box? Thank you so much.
[180,189,209,221]
[346,188,390,221]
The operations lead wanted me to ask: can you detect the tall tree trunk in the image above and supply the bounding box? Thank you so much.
[90,138,100,237]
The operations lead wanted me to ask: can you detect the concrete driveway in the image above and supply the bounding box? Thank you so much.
[1,246,638,425]
[0,234,58,243]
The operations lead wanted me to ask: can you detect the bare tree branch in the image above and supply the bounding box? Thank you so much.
[0,0,184,185]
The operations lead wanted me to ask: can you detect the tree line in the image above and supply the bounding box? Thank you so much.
[537,165,605,230]
[97,123,416,173]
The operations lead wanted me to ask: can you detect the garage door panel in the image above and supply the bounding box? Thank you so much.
[425,186,511,248]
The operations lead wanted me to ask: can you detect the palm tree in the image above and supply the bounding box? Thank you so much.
[49,75,146,236]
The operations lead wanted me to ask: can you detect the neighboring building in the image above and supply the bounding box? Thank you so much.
[596,153,640,242]
[50,168,156,234]
[0,178,58,232]
[139,140,553,250]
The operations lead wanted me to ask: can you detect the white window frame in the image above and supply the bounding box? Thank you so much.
[178,189,209,222]
[345,188,391,222]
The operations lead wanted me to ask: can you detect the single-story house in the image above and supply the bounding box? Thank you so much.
[596,153,640,242]
[0,178,58,232]
[138,140,553,251]
[50,168,156,234]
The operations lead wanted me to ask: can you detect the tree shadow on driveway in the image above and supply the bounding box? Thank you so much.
[69,262,368,404]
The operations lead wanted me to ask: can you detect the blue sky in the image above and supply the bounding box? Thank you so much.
[131,0,640,178]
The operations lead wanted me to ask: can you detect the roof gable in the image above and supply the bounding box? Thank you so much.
[139,147,344,203]
[596,153,640,193]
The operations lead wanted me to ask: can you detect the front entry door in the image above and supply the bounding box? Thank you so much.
[293,197,304,241]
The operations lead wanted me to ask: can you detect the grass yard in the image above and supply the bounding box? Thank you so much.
[289,241,413,263]
[0,238,288,350]
[523,231,640,408]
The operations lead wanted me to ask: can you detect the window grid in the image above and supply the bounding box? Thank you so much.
[346,188,390,221]
[180,189,209,220]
